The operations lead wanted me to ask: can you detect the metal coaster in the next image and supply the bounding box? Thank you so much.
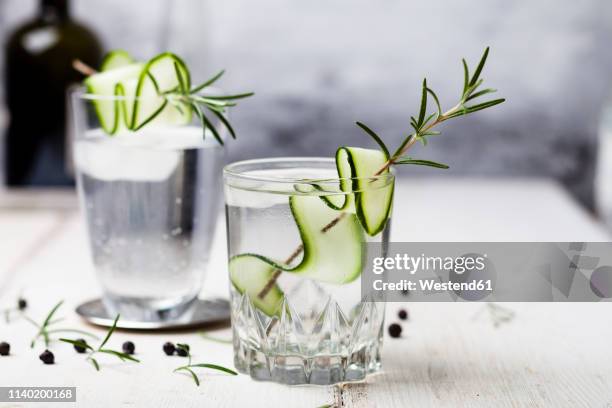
[76,298,230,331]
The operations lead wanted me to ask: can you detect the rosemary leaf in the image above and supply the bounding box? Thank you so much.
[175,367,200,386]
[201,92,254,100]
[59,339,94,351]
[187,363,238,376]
[417,78,428,127]
[209,109,236,139]
[99,349,140,363]
[426,87,442,117]
[462,58,470,95]
[200,110,224,146]
[99,314,119,348]
[355,121,389,158]
[395,158,449,169]
[42,301,64,328]
[469,46,490,87]
[89,358,100,371]
[190,70,225,94]
[446,98,505,118]
[465,88,497,102]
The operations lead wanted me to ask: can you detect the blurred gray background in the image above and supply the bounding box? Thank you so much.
[2,0,612,208]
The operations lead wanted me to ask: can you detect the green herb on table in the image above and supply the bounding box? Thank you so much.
[60,314,139,371]
[173,343,237,386]
[198,331,232,344]
[24,300,97,349]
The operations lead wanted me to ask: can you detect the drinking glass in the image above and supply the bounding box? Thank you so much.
[223,158,393,385]
[71,89,225,321]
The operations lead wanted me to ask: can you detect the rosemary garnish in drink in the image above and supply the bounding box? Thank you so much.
[23,300,97,348]
[74,53,253,145]
[60,314,139,371]
[173,343,237,386]
[257,47,505,300]
[167,70,254,145]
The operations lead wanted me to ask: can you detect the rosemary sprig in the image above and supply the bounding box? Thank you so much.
[163,69,254,145]
[173,343,237,386]
[359,46,504,173]
[60,314,139,371]
[257,47,505,300]
[25,300,97,348]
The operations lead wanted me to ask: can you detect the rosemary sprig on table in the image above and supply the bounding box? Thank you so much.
[60,314,139,371]
[23,300,97,348]
[173,343,237,386]
[258,47,504,300]
[163,69,254,145]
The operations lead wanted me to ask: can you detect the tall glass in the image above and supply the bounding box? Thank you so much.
[224,158,393,385]
[71,89,225,321]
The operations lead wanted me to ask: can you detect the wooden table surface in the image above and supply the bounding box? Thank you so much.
[1,178,611,408]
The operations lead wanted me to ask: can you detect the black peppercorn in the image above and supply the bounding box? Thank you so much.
[73,339,88,353]
[39,350,55,364]
[398,309,408,320]
[0,342,10,356]
[388,323,402,338]
[163,342,176,356]
[17,298,27,310]
[122,341,135,355]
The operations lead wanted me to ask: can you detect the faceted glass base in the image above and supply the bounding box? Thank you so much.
[230,281,385,386]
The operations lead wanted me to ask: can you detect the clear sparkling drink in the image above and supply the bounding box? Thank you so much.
[224,158,392,385]
[74,127,224,320]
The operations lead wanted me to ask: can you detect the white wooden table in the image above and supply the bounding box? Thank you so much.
[1,179,611,408]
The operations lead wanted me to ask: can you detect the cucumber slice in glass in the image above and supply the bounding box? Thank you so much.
[229,254,284,317]
[84,63,144,134]
[100,50,134,71]
[229,195,364,316]
[289,195,363,282]
[336,147,394,236]
[130,52,192,130]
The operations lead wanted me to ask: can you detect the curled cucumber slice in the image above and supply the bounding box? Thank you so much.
[100,50,134,71]
[131,52,192,130]
[84,63,144,134]
[85,52,194,134]
[229,254,284,317]
[336,147,394,236]
[229,195,364,316]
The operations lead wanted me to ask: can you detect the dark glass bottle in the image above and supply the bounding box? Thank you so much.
[4,0,102,186]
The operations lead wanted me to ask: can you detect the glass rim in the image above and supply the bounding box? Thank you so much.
[71,86,224,102]
[223,157,395,187]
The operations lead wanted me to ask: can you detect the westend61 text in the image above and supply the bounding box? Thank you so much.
[372,279,493,292]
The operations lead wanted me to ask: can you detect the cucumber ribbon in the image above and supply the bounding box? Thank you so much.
[84,51,193,135]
